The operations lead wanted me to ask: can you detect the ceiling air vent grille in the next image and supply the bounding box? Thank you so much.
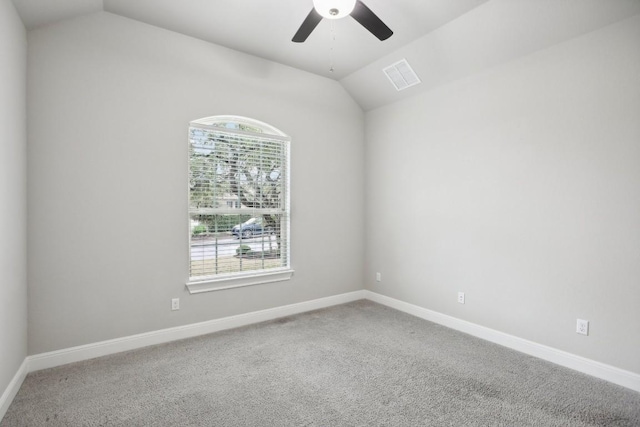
[383,59,421,91]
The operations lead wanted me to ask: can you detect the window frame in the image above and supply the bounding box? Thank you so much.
[185,116,293,294]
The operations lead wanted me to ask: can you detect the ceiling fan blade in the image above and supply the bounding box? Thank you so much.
[350,0,393,41]
[292,8,323,43]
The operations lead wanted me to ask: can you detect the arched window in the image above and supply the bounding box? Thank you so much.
[187,116,292,293]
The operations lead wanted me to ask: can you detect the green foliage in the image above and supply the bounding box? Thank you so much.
[190,214,252,233]
[236,244,252,256]
[191,224,207,235]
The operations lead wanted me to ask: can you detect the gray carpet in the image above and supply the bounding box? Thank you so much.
[2,300,639,426]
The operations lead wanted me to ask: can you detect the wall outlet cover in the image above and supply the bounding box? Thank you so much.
[576,319,589,335]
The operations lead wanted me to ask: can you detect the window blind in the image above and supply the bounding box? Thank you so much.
[188,122,290,280]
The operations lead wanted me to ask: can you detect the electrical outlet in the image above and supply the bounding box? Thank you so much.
[376,272,381,282]
[576,319,589,335]
[457,292,465,304]
[171,298,180,311]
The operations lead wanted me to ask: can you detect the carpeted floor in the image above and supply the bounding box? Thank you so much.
[2,300,639,426]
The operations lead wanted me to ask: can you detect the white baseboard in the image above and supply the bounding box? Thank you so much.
[27,290,367,373]
[0,359,28,421]
[364,290,640,393]
[4,287,636,420]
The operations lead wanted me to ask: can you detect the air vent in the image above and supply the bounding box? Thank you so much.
[383,59,421,91]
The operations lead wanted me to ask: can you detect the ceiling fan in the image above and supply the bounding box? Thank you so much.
[292,0,393,43]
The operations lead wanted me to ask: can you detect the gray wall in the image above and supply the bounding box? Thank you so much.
[364,15,640,374]
[27,12,364,354]
[0,0,27,396]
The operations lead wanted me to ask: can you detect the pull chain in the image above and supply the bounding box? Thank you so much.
[329,20,336,73]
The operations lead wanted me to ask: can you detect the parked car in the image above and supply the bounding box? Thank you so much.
[231,217,273,238]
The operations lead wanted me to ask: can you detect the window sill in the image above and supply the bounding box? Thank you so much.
[186,269,294,294]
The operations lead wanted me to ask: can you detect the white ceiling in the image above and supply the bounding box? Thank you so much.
[11,0,102,29]
[13,0,488,79]
[10,0,640,110]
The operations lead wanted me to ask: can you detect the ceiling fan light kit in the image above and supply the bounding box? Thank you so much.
[312,0,356,19]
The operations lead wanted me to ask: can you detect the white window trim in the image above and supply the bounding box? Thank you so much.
[187,116,292,292]
[186,268,294,294]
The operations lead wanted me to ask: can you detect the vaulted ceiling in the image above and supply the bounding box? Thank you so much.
[11,0,488,79]
[10,0,640,110]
